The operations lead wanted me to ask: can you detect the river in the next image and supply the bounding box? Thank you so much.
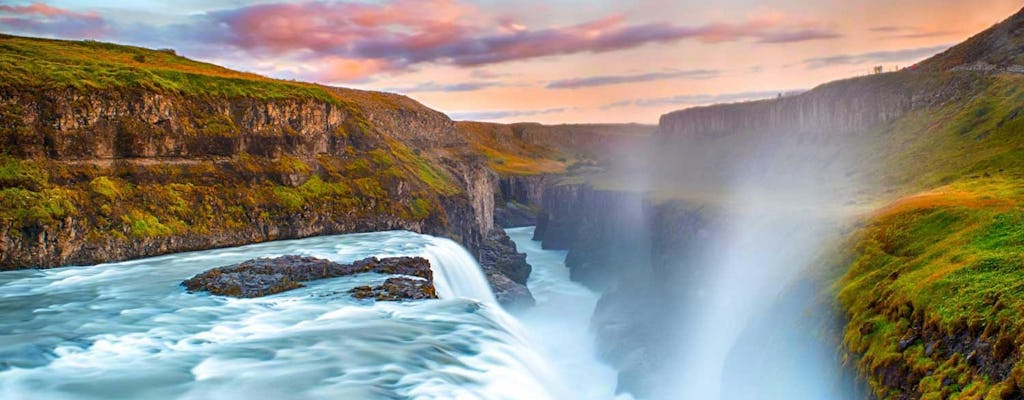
[0,228,620,400]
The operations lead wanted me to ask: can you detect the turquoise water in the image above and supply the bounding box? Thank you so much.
[0,229,621,399]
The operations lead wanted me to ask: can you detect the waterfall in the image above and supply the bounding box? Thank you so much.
[421,237,497,303]
[0,231,572,399]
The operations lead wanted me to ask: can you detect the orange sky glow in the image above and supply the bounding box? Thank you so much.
[2,0,1021,124]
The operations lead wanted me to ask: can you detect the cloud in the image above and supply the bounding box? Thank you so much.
[184,1,839,81]
[546,69,720,89]
[869,26,959,39]
[804,45,951,68]
[382,81,515,93]
[309,57,392,82]
[448,107,567,121]
[0,2,71,16]
[869,26,906,33]
[0,1,841,83]
[606,90,802,109]
[0,2,108,37]
[470,69,512,79]
[757,28,840,43]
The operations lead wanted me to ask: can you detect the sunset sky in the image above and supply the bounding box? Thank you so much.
[1,0,1021,124]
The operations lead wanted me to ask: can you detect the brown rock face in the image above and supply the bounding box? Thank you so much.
[2,88,356,160]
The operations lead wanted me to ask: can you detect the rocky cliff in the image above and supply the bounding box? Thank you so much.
[657,72,982,140]
[506,123,654,160]
[0,34,548,306]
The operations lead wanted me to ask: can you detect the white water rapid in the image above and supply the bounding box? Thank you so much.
[0,230,600,400]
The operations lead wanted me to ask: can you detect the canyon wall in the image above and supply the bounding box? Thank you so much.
[508,123,654,159]
[658,72,983,139]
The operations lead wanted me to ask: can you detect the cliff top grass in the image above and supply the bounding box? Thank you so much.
[834,177,1024,398]
[456,121,572,176]
[0,34,340,103]
[856,73,1024,195]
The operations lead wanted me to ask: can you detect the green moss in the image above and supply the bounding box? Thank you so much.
[199,115,239,137]
[389,141,460,195]
[410,198,432,220]
[88,176,126,200]
[298,175,351,198]
[122,209,174,238]
[369,149,394,167]
[0,187,77,228]
[276,156,311,175]
[0,156,47,190]
[272,186,306,212]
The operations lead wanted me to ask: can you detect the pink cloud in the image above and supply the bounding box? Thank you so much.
[200,0,840,82]
[210,0,477,53]
[0,1,842,83]
[0,2,74,17]
[312,57,394,82]
[0,2,107,37]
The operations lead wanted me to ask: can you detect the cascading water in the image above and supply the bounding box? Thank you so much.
[421,237,497,303]
[0,231,570,400]
[506,227,627,400]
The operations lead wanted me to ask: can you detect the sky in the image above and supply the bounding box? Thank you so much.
[0,0,1021,124]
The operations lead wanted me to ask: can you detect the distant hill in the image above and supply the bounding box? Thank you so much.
[917,6,1024,72]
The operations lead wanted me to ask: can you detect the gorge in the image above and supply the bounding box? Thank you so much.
[3,4,1024,399]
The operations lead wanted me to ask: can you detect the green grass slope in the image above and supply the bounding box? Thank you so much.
[0,33,339,102]
[834,178,1024,399]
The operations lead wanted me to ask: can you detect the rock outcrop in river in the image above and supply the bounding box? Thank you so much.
[182,255,436,300]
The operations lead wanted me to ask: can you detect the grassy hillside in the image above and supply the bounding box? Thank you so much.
[834,178,1024,399]
[0,34,339,103]
[0,34,478,268]
[826,10,1024,396]
[456,121,571,175]
[805,71,1024,398]
[917,7,1024,72]
[857,73,1024,194]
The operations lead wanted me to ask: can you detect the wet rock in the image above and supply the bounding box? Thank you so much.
[486,272,534,310]
[182,255,435,299]
[898,333,919,352]
[479,230,531,284]
[478,229,535,308]
[350,277,437,301]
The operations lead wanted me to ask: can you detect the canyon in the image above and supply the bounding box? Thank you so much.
[4,6,1024,399]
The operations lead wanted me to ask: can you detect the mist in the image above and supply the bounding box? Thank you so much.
[594,120,871,399]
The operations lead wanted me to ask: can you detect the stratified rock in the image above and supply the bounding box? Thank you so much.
[182,255,434,299]
[478,229,535,308]
[479,230,531,284]
[350,277,437,301]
